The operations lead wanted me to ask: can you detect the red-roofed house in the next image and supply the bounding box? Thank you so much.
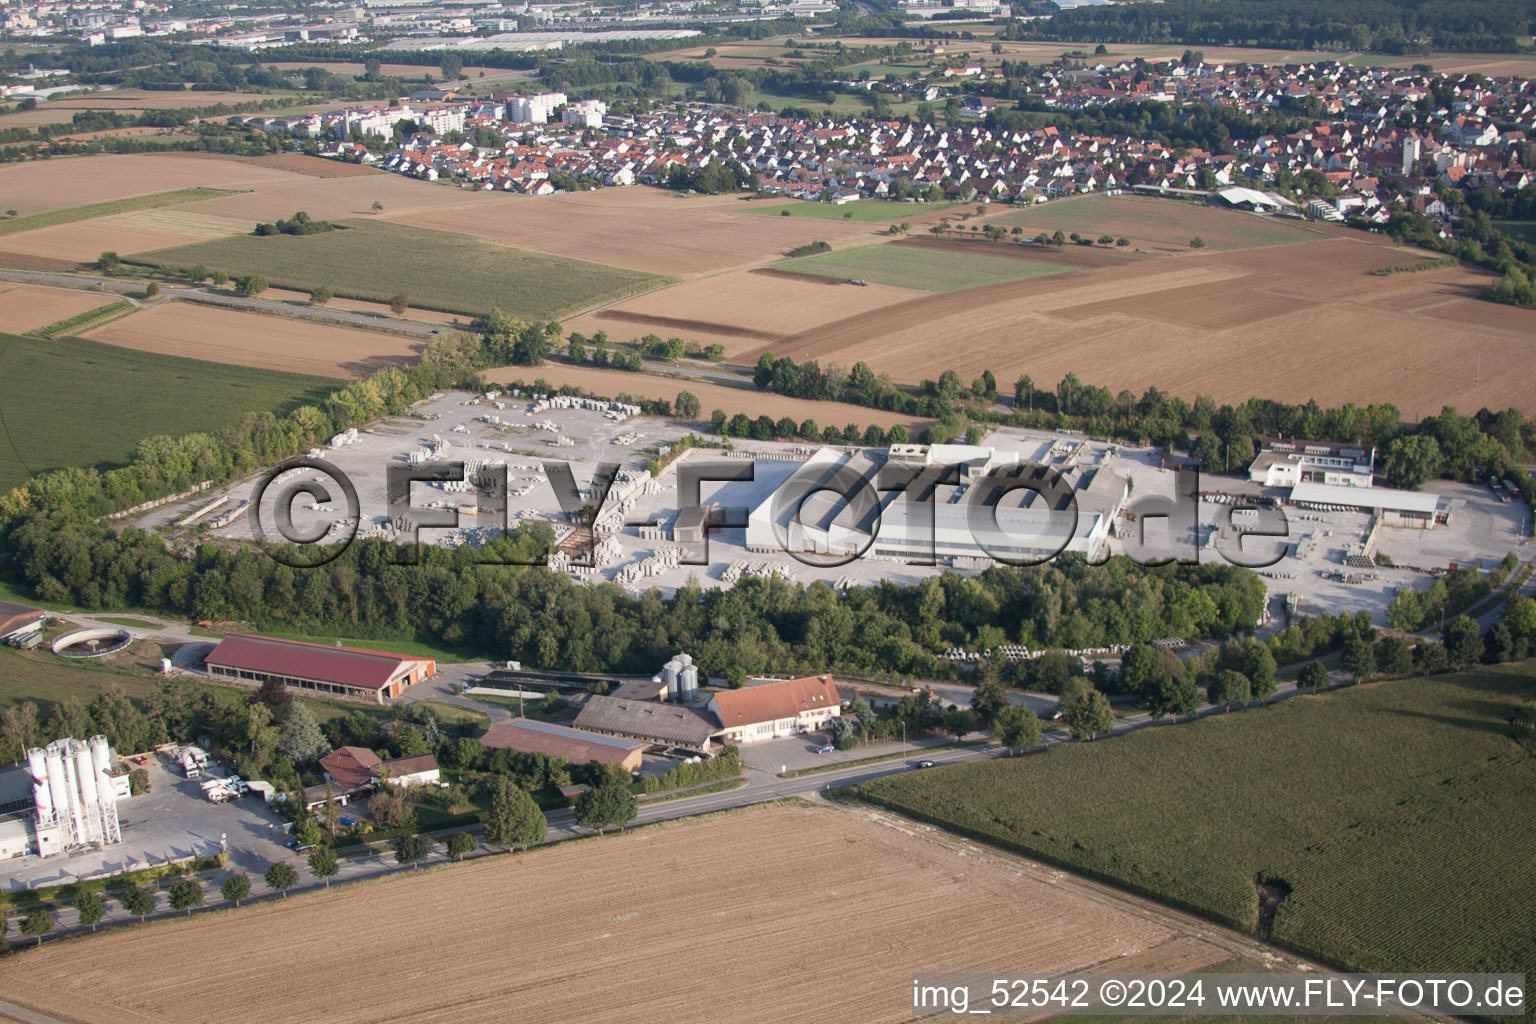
[320,746,381,791]
[204,634,435,704]
[707,674,841,744]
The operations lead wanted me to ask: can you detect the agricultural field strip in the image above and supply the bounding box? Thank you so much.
[0,804,1223,1024]
[0,189,236,238]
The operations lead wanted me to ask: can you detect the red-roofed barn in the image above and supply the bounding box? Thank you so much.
[204,634,435,704]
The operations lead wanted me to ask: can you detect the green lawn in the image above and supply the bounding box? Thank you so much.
[845,663,1536,991]
[136,219,671,320]
[993,194,1327,251]
[1496,220,1536,245]
[0,332,338,491]
[747,199,955,222]
[775,242,1072,291]
[0,188,233,238]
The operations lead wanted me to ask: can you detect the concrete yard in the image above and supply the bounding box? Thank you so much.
[132,391,1531,625]
[0,754,292,891]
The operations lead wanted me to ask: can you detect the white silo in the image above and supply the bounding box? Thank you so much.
[54,742,86,845]
[662,659,680,700]
[90,736,116,805]
[44,743,73,842]
[73,741,102,844]
[26,747,54,825]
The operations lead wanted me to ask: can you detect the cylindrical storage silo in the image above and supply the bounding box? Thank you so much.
[90,736,116,805]
[55,744,86,844]
[44,744,72,836]
[27,748,54,824]
[661,659,679,698]
[73,742,101,843]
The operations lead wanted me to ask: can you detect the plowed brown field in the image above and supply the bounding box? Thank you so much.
[749,234,1536,416]
[0,154,297,217]
[84,302,421,378]
[0,803,1233,1024]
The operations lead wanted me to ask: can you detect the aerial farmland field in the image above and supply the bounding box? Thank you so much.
[775,241,1074,291]
[82,301,426,379]
[846,663,1536,999]
[992,195,1331,252]
[0,331,337,490]
[0,803,1239,1024]
[136,220,671,320]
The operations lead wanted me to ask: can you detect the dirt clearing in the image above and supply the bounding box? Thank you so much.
[0,803,1232,1024]
[83,301,422,379]
[0,284,118,333]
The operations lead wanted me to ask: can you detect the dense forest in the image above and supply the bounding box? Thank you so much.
[1022,0,1536,53]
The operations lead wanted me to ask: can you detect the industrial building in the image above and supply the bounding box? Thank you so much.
[0,737,124,859]
[482,719,645,773]
[204,635,435,704]
[1287,481,1447,527]
[1249,439,1376,488]
[708,675,842,744]
[745,443,1128,564]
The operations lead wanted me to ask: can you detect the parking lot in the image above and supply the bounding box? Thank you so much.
[0,752,292,891]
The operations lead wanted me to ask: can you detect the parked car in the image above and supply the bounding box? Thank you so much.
[914,760,936,769]
[816,744,835,754]
[286,839,316,853]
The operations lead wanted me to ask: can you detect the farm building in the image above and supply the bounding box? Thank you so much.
[746,444,1128,564]
[382,754,441,787]
[707,675,842,744]
[573,694,720,751]
[482,719,645,773]
[204,635,435,703]
[0,600,44,641]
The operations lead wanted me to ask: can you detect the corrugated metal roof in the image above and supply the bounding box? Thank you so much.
[205,634,430,690]
[482,719,644,766]
[574,695,719,747]
[1289,482,1440,514]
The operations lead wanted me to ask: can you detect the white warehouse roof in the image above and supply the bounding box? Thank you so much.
[1289,482,1440,514]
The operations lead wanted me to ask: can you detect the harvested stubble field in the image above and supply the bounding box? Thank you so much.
[0,803,1238,1024]
[0,331,336,490]
[483,362,932,435]
[137,220,668,320]
[380,188,878,276]
[848,663,1536,1003]
[0,284,118,333]
[776,241,1074,292]
[745,198,958,222]
[992,195,1329,252]
[754,233,1536,416]
[0,154,300,217]
[566,267,918,358]
[83,301,425,379]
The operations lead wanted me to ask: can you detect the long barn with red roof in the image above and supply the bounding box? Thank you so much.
[203,634,435,704]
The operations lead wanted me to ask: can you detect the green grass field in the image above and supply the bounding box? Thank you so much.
[846,663,1536,990]
[0,332,337,491]
[0,188,233,238]
[776,242,1071,291]
[137,219,671,320]
[993,195,1327,251]
[747,199,955,222]
[1496,220,1536,245]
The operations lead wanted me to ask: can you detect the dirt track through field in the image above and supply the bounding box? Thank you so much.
[0,804,1233,1024]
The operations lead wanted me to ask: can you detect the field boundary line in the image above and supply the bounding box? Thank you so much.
[172,293,433,342]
